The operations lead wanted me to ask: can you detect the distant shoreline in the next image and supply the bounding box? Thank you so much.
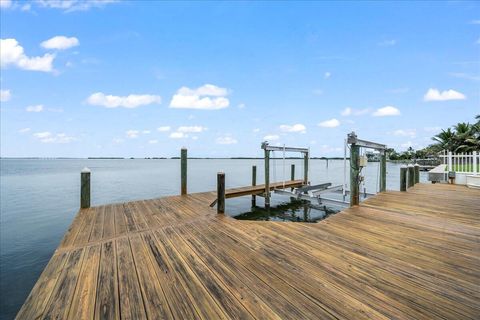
[1,157,348,160]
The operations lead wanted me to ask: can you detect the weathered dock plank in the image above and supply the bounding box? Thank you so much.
[16,183,480,319]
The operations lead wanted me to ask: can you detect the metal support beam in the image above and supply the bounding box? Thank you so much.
[347,132,386,150]
[264,149,270,207]
[261,141,309,153]
[251,165,257,207]
[304,152,309,185]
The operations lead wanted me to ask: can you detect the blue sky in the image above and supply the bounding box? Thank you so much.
[1,0,479,158]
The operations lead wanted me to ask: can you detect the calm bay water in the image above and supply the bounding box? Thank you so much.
[0,158,425,319]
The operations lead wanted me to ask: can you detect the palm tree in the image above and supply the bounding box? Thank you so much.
[433,128,456,151]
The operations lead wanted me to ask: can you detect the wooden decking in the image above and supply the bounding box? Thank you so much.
[17,183,480,319]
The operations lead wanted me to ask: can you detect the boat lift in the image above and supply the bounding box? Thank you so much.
[263,131,388,209]
[262,141,350,209]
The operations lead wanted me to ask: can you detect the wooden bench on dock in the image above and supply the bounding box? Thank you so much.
[16,183,480,319]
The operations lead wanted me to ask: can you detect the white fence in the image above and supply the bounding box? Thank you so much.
[438,150,479,174]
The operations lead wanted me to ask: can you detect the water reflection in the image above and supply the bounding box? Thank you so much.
[235,197,340,222]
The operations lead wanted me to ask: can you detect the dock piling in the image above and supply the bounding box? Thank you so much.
[80,167,91,208]
[181,148,187,195]
[414,164,420,184]
[350,143,360,206]
[251,165,257,207]
[380,151,386,192]
[217,172,225,214]
[400,166,407,191]
[408,165,415,188]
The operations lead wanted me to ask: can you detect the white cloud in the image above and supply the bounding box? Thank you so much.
[372,106,400,117]
[470,20,480,24]
[378,39,396,46]
[424,126,441,132]
[340,107,370,116]
[263,134,279,141]
[112,138,124,144]
[177,126,206,133]
[324,72,331,79]
[1,38,55,72]
[423,88,466,101]
[0,0,12,8]
[126,130,139,138]
[238,103,246,109]
[35,0,118,12]
[341,107,352,116]
[86,92,161,108]
[216,136,238,145]
[19,127,31,133]
[253,128,260,133]
[142,130,151,134]
[33,131,76,143]
[1,89,11,102]
[169,132,186,139]
[170,84,230,110]
[148,140,158,144]
[157,126,171,132]
[41,36,79,50]
[279,123,306,133]
[391,129,416,138]
[318,118,340,128]
[26,104,44,112]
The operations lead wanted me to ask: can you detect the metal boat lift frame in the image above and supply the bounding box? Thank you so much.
[347,131,387,206]
[261,141,309,207]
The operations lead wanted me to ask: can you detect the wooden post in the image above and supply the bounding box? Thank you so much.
[379,151,386,192]
[400,166,407,191]
[407,164,415,188]
[81,167,91,208]
[414,164,420,184]
[181,148,187,195]
[217,172,225,214]
[350,144,360,206]
[265,149,270,207]
[303,152,309,185]
[251,165,257,207]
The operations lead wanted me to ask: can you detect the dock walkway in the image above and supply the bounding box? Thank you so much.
[17,183,480,319]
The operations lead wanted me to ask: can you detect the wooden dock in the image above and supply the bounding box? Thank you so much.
[17,183,480,319]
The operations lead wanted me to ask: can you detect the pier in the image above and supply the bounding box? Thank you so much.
[17,182,480,319]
